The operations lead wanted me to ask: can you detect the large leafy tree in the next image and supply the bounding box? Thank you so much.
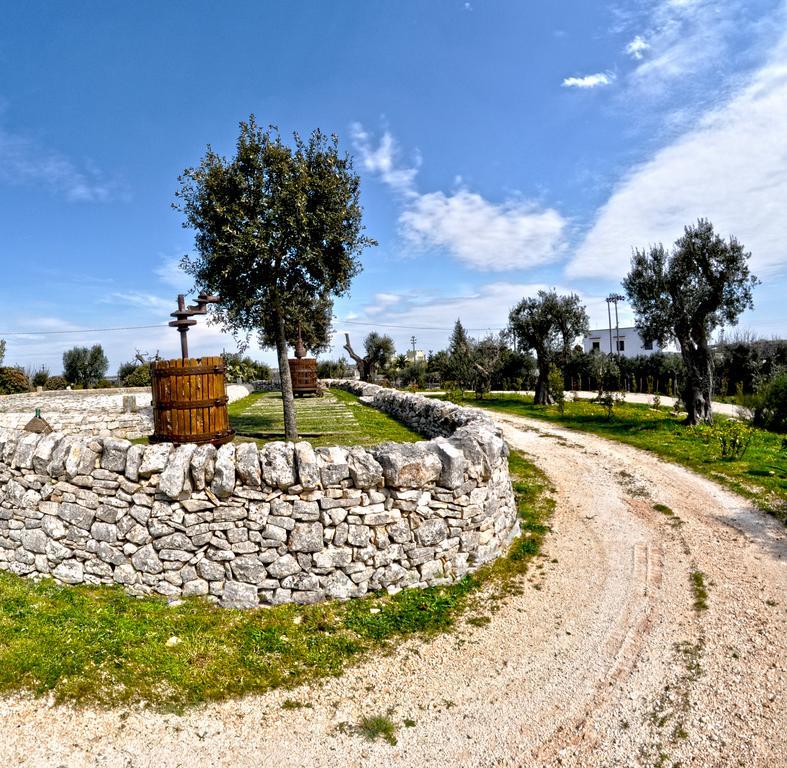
[176,117,375,439]
[508,291,589,404]
[62,345,109,388]
[623,219,757,425]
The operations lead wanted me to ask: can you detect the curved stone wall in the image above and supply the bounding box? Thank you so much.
[0,384,254,439]
[0,383,518,608]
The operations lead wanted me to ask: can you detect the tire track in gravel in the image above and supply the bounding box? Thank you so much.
[0,413,784,768]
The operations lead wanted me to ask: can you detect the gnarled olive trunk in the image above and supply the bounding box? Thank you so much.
[274,312,298,440]
[679,338,713,426]
[533,356,553,405]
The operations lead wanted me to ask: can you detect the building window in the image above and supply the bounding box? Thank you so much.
[592,341,600,351]
[643,340,653,350]
[617,340,625,352]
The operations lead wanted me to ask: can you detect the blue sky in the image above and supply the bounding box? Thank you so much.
[1,0,786,373]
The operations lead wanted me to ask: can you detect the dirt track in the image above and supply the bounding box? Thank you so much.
[1,413,784,767]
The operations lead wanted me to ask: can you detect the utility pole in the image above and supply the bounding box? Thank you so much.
[410,335,417,359]
[605,297,614,357]
[608,293,625,357]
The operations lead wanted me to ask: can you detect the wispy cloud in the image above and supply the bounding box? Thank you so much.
[350,124,419,197]
[352,126,567,271]
[625,35,650,59]
[567,27,787,280]
[562,72,614,89]
[155,254,192,291]
[0,116,128,203]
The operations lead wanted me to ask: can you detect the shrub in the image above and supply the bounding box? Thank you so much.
[548,365,565,415]
[122,364,151,387]
[32,368,49,387]
[0,367,30,394]
[44,376,68,391]
[753,371,787,433]
[96,379,113,389]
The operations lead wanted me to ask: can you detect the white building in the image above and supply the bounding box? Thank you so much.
[406,349,427,364]
[582,326,677,358]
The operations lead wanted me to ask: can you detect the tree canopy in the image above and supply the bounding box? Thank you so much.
[176,116,375,438]
[508,290,589,404]
[623,218,758,424]
[62,345,109,389]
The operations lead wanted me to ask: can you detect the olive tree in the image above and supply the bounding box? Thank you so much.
[343,332,394,381]
[62,345,109,389]
[176,116,375,439]
[508,291,589,404]
[623,219,757,425]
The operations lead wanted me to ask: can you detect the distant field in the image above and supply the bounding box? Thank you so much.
[228,388,421,447]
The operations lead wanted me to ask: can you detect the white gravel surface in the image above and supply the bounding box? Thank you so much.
[1,412,784,768]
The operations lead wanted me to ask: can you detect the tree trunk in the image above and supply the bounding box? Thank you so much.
[343,333,370,381]
[533,358,553,405]
[680,341,713,426]
[275,313,298,441]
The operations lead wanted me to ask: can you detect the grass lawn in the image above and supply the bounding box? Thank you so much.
[0,450,552,709]
[229,388,421,447]
[458,393,787,523]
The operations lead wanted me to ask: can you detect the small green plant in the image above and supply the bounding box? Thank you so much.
[693,420,755,460]
[403,718,416,728]
[690,570,708,611]
[548,365,566,415]
[281,698,311,710]
[358,715,397,745]
[651,393,661,409]
[653,503,673,516]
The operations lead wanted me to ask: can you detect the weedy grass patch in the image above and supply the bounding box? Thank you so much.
[0,450,551,709]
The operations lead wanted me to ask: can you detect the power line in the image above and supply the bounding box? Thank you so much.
[0,323,167,337]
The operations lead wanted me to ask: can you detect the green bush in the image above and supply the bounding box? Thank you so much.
[95,379,113,389]
[122,364,151,387]
[753,371,787,433]
[44,376,68,391]
[32,368,49,387]
[0,367,30,394]
[548,365,565,415]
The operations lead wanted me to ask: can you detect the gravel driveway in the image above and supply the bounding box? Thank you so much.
[1,413,784,767]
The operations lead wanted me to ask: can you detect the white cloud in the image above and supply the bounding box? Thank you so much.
[625,35,650,59]
[0,119,127,203]
[352,126,567,271]
[562,72,614,89]
[568,29,787,280]
[350,124,418,197]
[400,189,566,271]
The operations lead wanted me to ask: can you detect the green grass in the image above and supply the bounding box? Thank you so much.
[0,450,552,709]
[228,388,421,447]
[357,714,398,745]
[456,393,787,523]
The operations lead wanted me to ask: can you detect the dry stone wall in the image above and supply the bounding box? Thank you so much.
[0,382,518,608]
[0,384,253,440]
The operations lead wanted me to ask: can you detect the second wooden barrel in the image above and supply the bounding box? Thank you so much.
[150,356,235,446]
[288,358,318,395]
